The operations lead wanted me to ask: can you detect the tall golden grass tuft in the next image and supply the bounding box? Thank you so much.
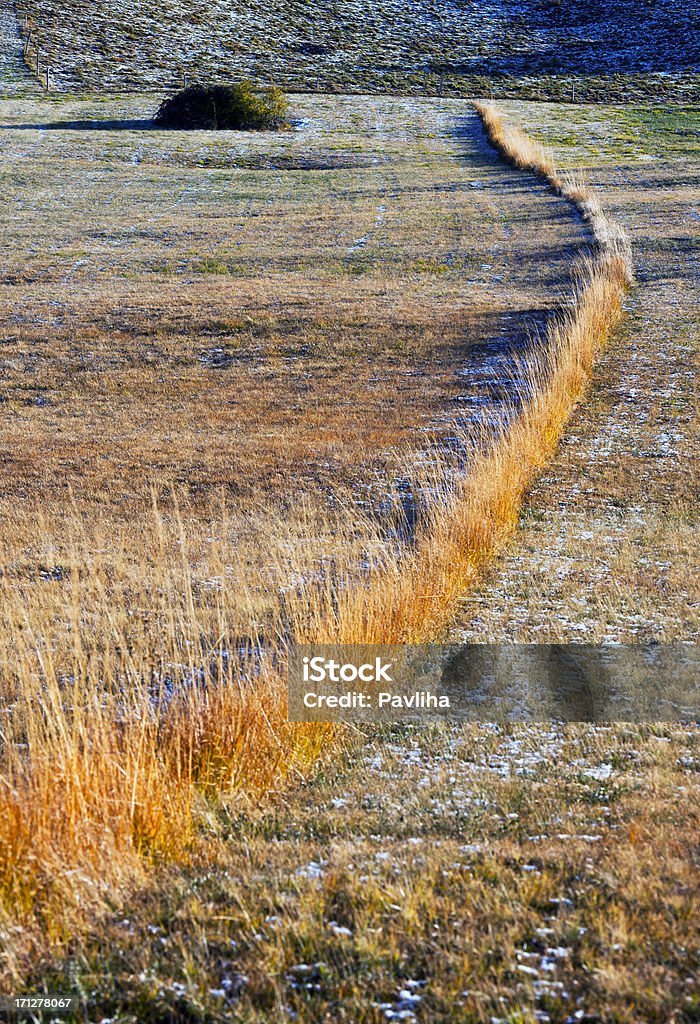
[473,101,633,277]
[0,104,633,971]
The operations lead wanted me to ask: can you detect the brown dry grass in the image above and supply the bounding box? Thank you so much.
[12,0,700,105]
[0,95,631,978]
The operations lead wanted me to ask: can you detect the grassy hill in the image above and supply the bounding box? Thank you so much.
[14,0,700,100]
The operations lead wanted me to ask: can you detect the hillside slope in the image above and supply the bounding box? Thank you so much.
[13,0,700,99]
[0,0,34,91]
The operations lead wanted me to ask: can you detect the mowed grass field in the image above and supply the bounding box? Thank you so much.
[0,92,585,654]
[28,723,698,1024]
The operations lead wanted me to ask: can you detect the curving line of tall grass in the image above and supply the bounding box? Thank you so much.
[473,101,633,273]
[0,105,633,976]
[301,103,634,644]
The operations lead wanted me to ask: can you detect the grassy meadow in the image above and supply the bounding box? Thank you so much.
[0,65,696,1024]
[0,91,612,956]
[0,92,594,671]
[25,722,696,1024]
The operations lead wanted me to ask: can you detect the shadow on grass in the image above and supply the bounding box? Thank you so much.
[2,118,156,130]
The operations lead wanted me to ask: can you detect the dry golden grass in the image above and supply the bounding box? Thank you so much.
[455,102,699,643]
[474,102,633,275]
[0,96,631,977]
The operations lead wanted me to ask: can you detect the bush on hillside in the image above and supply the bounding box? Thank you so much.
[154,81,289,130]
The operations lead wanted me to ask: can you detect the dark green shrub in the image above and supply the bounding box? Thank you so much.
[154,81,289,130]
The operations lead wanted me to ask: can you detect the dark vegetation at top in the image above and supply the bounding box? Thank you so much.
[154,81,289,130]
[14,0,700,101]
